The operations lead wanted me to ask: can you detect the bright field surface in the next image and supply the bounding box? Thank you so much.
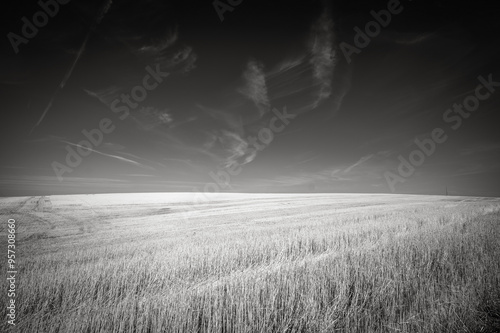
[0,193,499,332]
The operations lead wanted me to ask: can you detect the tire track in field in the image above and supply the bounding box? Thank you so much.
[20,195,96,239]
[0,196,55,240]
[45,197,101,235]
[11,196,36,213]
[0,197,33,232]
[76,197,101,233]
[36,196,53,213]
[20,197,57,240]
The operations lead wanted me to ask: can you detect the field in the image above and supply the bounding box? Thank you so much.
[1,193,500,332]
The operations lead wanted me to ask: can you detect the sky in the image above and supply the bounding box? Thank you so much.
[1,0,500,197]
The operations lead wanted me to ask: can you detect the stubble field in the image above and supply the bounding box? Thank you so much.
[0,193,499,332]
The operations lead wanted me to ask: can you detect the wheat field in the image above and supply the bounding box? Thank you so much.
[0,193,499,332]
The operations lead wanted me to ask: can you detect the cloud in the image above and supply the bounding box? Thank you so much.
[84,85,122,105]
[329,169,352,181]
[137,28,179,55]
[94,0,114,26]
[84,41,197,109]
[392,31,436,45]
[270,168,354,188]
[30,33,92,135]
[60,140,155,170]
[294,154,321,167]
[322,150,396,183]
[198,104,243,135]
[118,151,166,169]
[164,158,200,170]
[451,164,486,177]
[277,57,306,72]
[102,142,125,150]
[238,60,270,117]
[0,175,127,185]
[460,143,500,156]
[344,154,375,173]
[308,6,337,108]
[132,106,173,130]
[157,45,197,74]
[195,104,253,167]
[218,130,254,168]
[169,116,197,129]
[30,0,115,135]
[262,4,349,119]
[193,126,257,170]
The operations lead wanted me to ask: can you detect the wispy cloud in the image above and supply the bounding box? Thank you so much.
[308,5,337,108]
[169,116,197,129]
[132,106,173,130]
[84,85,121,105]
[196,104,259,167]
[0,175,127,185]
[84,36,197,112]
[30,35,91,135]
[157,45,197,74]
[329,169,352,181]
[164,158,200,170]
[60,140,155,170]
[392,31,436,45]
[218,130,255,168]
[268,168,354,189]
[460,143,500,156]
[277,57,306,72]
[263,3,349,118]
[451,164,487,177]
[449,159,500,178]
[239,60,270,117]
[198,104,243,135]
[137,28,179,55]
[30,0,114,135]
[324,150,396,183]
[344,154,375,173]
[295,154,321,167]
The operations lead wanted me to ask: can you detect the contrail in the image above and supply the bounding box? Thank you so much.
[29,33,91,135]
[60,140,155,170]
[29,0,114,135]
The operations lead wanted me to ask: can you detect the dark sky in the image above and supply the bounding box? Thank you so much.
[1,0,500,197]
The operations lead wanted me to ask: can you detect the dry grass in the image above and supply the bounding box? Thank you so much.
[0,193,499,332]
